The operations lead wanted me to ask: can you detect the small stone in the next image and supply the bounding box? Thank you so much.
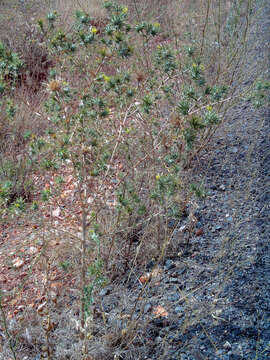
[214,308,223,316]
[155,336,163,343]
[12,258,24,268]
[52,207,61,217]
[167,293,180,302]
[178,225,187,232]
[144,303,152,313]
[231,146,238,153]
[174,306,184,314]
[100,287,111,297]
[223,341,232,350]
[27,246,38,255]
[165,259,175,270]
[219,184,226,191]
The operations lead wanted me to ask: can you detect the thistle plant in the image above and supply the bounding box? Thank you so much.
[31,0,263,318]
[0,40,24,91]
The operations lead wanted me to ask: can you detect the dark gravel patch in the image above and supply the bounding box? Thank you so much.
[95,2,270,359]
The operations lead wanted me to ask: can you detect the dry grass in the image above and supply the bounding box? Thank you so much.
[0,89,48,154]
[0,0,267,359]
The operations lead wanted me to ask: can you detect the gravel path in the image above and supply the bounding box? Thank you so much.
[148,2,270,358]
[105,2,270,359]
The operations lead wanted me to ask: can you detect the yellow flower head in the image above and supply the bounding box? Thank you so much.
[156,174,161,180]
[153,22,160,28]
[199,64,205,71]
[103,75,111,82]
[206,105,213,111]
[91,27,97,34]
[122,7,128,14]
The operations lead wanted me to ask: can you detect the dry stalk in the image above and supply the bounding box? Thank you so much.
[0,293,17,360]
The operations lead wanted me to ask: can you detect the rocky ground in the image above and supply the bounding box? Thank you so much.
[88,2,269,359]
[0,1,269,359]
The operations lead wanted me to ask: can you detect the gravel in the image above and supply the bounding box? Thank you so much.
[95,2,270,359]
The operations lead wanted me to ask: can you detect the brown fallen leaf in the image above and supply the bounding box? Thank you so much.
[139,272,151,284]
[153,305,169,318]
[195,228,204,236]
[37,301,47,313]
